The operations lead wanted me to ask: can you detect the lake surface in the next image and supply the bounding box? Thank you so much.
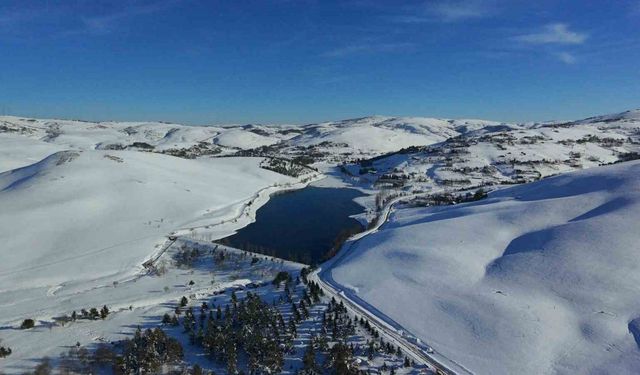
[221,186,365,264]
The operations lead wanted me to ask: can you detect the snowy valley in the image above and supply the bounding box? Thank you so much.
[0,109,640,374]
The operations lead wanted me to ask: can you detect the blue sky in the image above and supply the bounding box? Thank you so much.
[0,0,638,124]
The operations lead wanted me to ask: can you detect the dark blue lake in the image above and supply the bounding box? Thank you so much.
[221,187,365,264]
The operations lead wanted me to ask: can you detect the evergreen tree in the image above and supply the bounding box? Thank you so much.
[226,341,238,374]
[302,342,318,374]
[162,313,172,325]
[89,307,99,320]
[324,342,358,375]
[32,357,52,375]
[404,356,411,367]
[0,339,11,358]
[367,340,375,360]
[192,364,204,375]
[100,305,109,319]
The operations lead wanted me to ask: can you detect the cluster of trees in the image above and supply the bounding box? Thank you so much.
[20,262,414,374]
[160,142,222,159]
[301,296,408,375]
[23,329,186,375]
[260,157,308,177]
[47,306,112,328]
[164,269,341,374]
[178,291,290,374]
[415,187,488,207]
[119,327,184,373]
[68,305,111,322]
[323,298,356,341]
[272,271,292,286]
[175,245,202,268]
[0,339,11,358]
[355,313,415,371]
[321,225,363,261]
[464,188,487,202]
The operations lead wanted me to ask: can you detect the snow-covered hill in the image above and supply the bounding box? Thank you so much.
[351,109,640,195]
[0,114,507,165]
[0,151,293,291]
[1,109,640,373]
[330,160,640,374]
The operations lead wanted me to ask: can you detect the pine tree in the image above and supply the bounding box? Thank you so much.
[367,340,375,360]
[226,341,238,374]
[302,342,318,374]
[192,364,204,375]
[404,356,411,367]
[0,339,11,358]
[288,318,297,338]
[32,357,52,375]
[89,307,99,320]
[171,314,179,326]
[100,305,109,319]
[162,313,172,324]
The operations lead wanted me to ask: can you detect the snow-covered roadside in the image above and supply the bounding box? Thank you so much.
[311,188,470,375]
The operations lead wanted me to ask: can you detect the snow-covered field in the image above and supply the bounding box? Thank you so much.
[330,160,640,374]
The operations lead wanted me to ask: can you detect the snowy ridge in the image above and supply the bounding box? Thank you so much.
[0,114,508,170]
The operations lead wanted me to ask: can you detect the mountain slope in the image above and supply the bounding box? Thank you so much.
[353,109,640,193]
[1,115,509,163]
[0,151,292,291]
[331,160,640,374]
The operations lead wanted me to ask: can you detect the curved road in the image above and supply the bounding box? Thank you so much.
[311,194,474,375]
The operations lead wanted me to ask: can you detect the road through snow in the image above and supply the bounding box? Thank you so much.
[311,193,472,375]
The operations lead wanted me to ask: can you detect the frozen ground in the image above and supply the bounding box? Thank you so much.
[330,160,640,374]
